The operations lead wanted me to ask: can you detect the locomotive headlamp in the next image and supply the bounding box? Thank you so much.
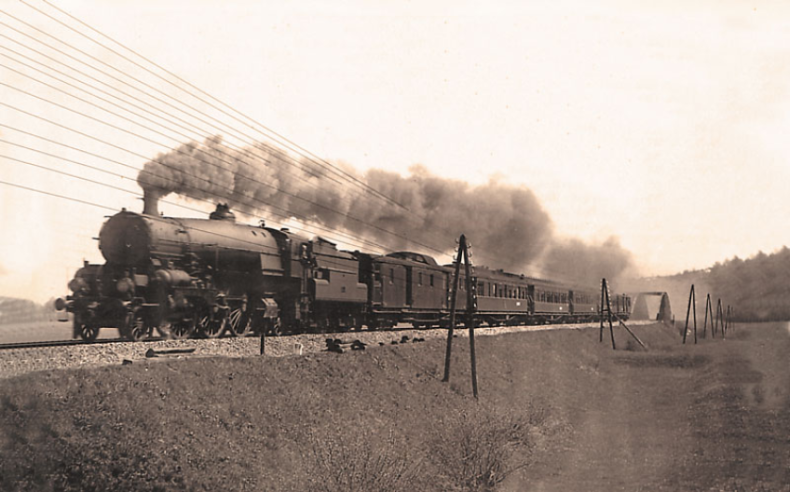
[68,277,87,293]
[55,298,67,311]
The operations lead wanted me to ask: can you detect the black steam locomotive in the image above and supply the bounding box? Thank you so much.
[56,203,630,341]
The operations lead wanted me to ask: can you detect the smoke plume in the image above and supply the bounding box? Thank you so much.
[138,136,635,286]
[541,237,636,287]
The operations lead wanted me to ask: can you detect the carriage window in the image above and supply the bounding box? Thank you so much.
[430,274,434,287]
[389,268,394,284]
[418,272,423,286]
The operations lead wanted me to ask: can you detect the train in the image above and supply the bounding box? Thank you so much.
[55,202,631,342]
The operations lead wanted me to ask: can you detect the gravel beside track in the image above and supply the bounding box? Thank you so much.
[0,320,654,379]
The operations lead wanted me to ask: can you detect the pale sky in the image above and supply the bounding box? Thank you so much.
[1,0,789,302]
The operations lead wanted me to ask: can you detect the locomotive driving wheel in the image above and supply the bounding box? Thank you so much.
[122,308,148,342]
[197,306,226,338]
[170,313,197,339]
[227,303,251,337]
[75,314,100,343]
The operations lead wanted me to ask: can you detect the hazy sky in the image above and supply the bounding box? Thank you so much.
[1,0,789,301]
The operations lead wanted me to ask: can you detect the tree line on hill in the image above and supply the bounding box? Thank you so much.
[0,297,58,325]
[636,247,790,323]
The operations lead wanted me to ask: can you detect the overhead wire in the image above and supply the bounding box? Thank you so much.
[0,12,454,255]
[0,128,396,254]
[26,0,413,212]
[0,178,381,273]
[14,0,487,255]
[0,36,356,207]
[2,2,591,284]
[0,77,440,254]
[0,9,370,197]
[0,101,402,254]
[0,30,351,191]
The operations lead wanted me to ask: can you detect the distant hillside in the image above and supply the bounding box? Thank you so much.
[0,297,57,325]
[629,247,790,322]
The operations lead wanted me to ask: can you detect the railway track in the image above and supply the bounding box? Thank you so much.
[0,319,647,352]
[0,338,127,351]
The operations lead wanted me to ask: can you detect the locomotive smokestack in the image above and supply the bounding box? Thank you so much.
[143,190,160,216]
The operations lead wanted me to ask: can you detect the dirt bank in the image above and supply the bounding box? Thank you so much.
[1,322,787,491]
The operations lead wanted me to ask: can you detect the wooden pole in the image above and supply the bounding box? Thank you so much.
[722,303,729,336]
[603,279,616,350]
[599,279,605,343]
[682,285,697,344]
[716,298,724,339]
[612,313,648,350]
[463,244,478,399]
[442,237,464,383]
[260,327,265,355]
[692,287,698,344]
[683,285,693,344]
[702,292,713,338]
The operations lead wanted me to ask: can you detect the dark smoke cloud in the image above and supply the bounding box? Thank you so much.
[541,237,636,287]
[138,136,636,286]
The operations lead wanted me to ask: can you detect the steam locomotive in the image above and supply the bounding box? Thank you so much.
[56,203,631,342]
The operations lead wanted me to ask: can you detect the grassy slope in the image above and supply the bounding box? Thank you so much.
[2,323,786,491]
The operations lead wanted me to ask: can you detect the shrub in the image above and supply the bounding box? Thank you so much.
[301,427,423,492]
[430,407,534,491]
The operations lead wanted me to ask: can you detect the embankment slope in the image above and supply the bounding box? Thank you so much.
[1,322,787,491]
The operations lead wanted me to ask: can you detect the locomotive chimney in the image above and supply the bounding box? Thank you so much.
[209,203,236,221]
[143,190,160,216]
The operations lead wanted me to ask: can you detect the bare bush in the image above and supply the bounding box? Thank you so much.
[301,427,423,492]
[431,407,535,491]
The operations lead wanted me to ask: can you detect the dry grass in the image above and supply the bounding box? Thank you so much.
[1,323,694,491]
[429,407,535,491]
[301,428,424,492]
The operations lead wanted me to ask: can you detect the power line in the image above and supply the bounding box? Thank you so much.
[2,2,587,282]
[0,35,352,192]
[26,0,414,213]
[1,7,379,204]
[0,177,382,273]
[0,46,350,196]
[0,14,454,255]
[0,178,116,212]
[0,79,449,255]
[0,131,396,254]
[1,4,474,260]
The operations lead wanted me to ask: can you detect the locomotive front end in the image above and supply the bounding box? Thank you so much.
[99,209,186,266]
